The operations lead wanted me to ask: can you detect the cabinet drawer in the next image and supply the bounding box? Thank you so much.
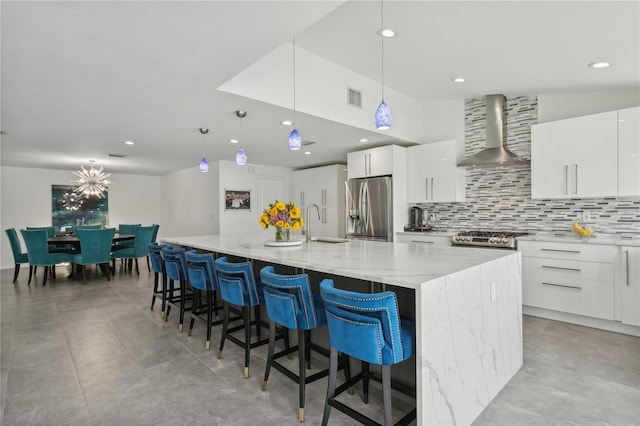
[395,234,451,246]
[523,273,614,320]
[523,257,614,283]
[519,240,616,263]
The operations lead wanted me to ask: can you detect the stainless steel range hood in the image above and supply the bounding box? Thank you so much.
[457,94,529,167]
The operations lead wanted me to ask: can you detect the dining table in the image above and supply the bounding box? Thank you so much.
[47,233,135,251]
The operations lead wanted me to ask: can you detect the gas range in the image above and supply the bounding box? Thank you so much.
[450,231,528,250]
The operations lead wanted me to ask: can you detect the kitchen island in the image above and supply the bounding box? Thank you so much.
[161,234,523,425]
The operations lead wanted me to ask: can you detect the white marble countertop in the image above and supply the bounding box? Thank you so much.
[396,230,456,237]
[519,232,640,247]
[161,234,518,290]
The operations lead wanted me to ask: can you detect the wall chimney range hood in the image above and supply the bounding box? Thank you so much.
[457,94,529,167]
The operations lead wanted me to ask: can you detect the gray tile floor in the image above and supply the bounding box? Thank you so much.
[1,265,639,425]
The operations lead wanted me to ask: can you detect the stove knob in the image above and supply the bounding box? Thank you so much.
[501,237,510,244]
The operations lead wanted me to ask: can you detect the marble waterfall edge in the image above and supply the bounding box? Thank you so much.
[416,253,523,425]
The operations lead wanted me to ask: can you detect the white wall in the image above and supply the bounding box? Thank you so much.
[538,89,640,122]
[160,162,220,238]
[159,160,293,239]
[218,160,293,237]
[1,166,162,269]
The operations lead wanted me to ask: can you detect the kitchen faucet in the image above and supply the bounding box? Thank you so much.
[305,203,321,243]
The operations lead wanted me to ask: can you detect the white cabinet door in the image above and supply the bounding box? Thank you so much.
[347,151,368,179]
[407,140,465,203]
[348,145,394,179]
[292,168,314,208]
[621,246,640,327]
[531,111,618,199]
[618,107,640,197]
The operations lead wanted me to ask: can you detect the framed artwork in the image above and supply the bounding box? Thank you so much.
[51,185,109,231]
[225,189,251,210]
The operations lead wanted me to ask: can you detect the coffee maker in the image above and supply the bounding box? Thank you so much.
[408,206,430,231]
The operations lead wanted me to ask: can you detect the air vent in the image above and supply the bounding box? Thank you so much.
[302,140,317,146]
[347,87,362,108]
[108,153,126,158]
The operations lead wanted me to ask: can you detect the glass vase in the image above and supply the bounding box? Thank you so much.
[275,226,290,242]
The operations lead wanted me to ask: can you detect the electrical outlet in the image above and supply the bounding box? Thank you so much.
[582,211,591,222]
[490,282,496,302]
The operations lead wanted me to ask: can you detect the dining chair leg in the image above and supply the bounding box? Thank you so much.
[134,259,140,275]
[42,266,49,286]
[322,347,339,426]
[13,264,20,283]
[261,319,277,391]
[106,263,111,281]
[298,328,307,421]
[51,265,56,279]
[28,265,33,286]
[82,266,87,284]
[146,256,151,272]
[243,305,251,378]
[111,259,116,275]
[178,279,186,332]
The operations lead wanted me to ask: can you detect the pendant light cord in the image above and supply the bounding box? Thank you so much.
[380,0,385,102]
[293,37,297,126]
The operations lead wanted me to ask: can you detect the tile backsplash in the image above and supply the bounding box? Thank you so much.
[419,96,640,235]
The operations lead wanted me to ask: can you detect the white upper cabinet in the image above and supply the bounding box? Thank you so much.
[618,107,640,197]
[407,140,465,203]
[347,145,395,179]
[531,110,619,199]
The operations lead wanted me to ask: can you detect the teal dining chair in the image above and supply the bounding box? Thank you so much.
[20,229,74,285]
[28,226,76,254]
[5,228,29,283]
[73,228,116,283]
[111,225,154,275]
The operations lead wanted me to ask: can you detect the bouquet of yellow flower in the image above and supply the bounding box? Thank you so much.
[259,200,304,241]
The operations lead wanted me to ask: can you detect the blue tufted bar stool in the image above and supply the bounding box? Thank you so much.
[260,266,351,422]
[161,246,193,332]
[184,250,225,350]
[148,243,167,315]
[319,279,416,426]
[214,256,284,378]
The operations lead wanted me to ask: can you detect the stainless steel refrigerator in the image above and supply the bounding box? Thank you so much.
[345,176,393,241]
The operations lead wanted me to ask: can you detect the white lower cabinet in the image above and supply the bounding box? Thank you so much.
[395,233,451,246]
[620,246,640,326]
[520,241,616,320]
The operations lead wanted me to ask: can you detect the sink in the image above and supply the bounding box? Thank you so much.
[314,237,349,243]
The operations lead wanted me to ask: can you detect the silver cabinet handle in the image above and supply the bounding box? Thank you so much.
[368,153,372,175]
[323,207,327,224]
[542,282,582,290]
[574,164,579,194]
[412,240,435,244]
[300,191,304,206]
[541,248,581,254]
[430,177,434,201]
[323,189,327,206]
[565,165,569,195]
[364,153,368,175]
[542,265,581,272]
[425,178,429,200]
[625,250,630,286]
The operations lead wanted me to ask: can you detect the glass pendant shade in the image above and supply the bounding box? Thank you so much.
[236,148,248,165]
[288,128,302,150]
[199,157,209,173]
[375,101,392,130]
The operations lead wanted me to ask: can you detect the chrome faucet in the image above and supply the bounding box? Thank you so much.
[305,203,321,243]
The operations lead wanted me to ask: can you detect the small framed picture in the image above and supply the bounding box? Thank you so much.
[225,189,251,210]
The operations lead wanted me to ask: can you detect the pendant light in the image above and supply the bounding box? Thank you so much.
[375,0,392,130]
[234,110,248,165]
[236,148,248,165]
[288,37,302,150]
[199,128,209,172]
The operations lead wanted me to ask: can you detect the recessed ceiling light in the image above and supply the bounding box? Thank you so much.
[377,28,396,38]
[359,138,368,143]
[229,139,239,144]
[588,62,611,69]
[304,151,311,155]
[281,120,293,126]
[452,78,465,83]
[124,140,135,145]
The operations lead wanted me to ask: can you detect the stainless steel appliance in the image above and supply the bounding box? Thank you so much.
[451,231,528,250]
[345,176,393,241]
[406,206,432,232]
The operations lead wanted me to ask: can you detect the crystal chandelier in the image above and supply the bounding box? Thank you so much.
[72,165,112,198]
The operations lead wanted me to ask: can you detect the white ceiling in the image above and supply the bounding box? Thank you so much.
[2,1,639,176]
